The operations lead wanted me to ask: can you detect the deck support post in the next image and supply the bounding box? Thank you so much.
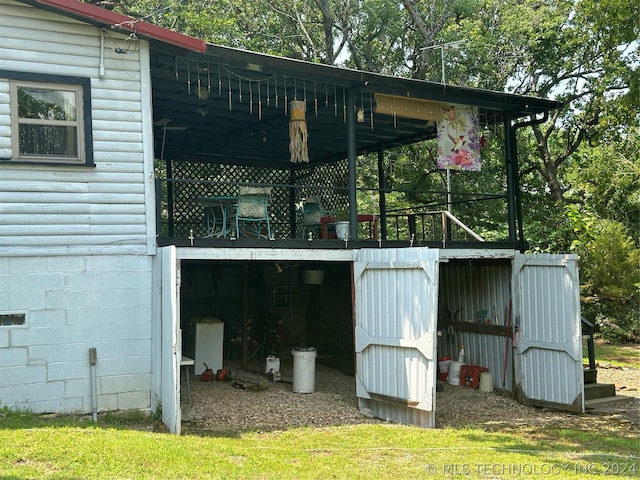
[347,90,358,240]
[504,114,518,245]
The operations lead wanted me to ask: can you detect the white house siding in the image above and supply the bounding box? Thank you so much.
[0,0,155,254]
[0,1,156,414]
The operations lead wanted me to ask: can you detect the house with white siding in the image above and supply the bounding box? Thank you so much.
[1,0,599,434]
[0,0,174,414]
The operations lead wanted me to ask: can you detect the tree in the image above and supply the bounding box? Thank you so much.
[97,0,638,340]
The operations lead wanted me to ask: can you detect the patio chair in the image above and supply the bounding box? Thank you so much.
[297,195,328,239]
[235,186,272,239]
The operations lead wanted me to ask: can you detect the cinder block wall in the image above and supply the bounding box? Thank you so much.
[0,255,153,413]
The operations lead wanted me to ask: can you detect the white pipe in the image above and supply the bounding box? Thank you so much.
[89,348,98,422]
[99,29,105,78]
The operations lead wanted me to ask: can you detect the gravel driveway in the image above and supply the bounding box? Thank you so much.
[180,358,639,435]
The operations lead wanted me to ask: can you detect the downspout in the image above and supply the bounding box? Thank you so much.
[99,29,105,78]
[89,348,98,422]
[346,90,358,240]
[505,111,549,250]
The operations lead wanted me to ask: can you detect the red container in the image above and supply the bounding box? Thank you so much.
[460,365,489,389]
[437,356,452,381]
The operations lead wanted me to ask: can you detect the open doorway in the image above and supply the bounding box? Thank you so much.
[179,260,355,375]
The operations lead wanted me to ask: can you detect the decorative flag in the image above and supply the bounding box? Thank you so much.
[437,103,481,171]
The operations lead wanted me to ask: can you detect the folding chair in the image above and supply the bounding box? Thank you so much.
[235,186,272,238]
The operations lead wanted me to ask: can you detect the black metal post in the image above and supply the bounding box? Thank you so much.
[377,147,387,240]
[242,264,249,370]
[346,90,357,240]
[504,114,517,244]
[166,158,175,237]
[289,167,297,238]
[155,178,162,237]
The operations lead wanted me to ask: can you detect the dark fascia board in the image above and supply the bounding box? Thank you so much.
[197,43,563,117]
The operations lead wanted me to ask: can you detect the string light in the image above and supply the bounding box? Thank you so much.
[170,55,370,125]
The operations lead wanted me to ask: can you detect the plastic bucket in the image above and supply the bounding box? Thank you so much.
[438,356,452,381]
[291,347,317,393]
[447,361,462,386]
[479,372,494,392]
[334,221,350,240]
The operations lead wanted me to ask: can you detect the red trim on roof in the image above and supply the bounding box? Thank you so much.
[25,0,207,53]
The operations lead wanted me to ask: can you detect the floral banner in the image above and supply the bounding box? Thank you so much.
[437,103,481,171]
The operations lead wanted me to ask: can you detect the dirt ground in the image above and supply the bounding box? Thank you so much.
[180,356,639,435]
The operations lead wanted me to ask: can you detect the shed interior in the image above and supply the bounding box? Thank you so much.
[180,260,355,374]
[179,256,517,392]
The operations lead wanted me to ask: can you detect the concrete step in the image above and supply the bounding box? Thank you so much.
[585,394,633,407]
[585,395,639,425]
[584,382,616,401]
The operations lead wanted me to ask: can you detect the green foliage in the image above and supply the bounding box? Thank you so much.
[151,402,162,422]
[585,222,639,299]
[575,219,640,342]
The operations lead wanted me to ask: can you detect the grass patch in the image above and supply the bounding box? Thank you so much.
[584,340,640,368]
[1,342,637,478]
[0,420,638,479]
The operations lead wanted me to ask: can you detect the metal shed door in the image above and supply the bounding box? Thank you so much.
[159,246,181,434]
[512,253,584,412]
[354,249,439,427]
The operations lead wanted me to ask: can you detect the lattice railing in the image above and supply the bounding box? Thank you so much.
[158,159,349,238]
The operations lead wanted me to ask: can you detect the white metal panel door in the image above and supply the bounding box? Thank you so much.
[160,246,181,434]
[354,248,439,427]
[512,253,584,412]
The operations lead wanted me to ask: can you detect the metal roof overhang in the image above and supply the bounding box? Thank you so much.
[150,43,561,167]
[17,0,562,169]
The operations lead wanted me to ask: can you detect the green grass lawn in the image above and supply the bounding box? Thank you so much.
[1,343,638,479]
[1,411,638,479]
[584,340,640,368]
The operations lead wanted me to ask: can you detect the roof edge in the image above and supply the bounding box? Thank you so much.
[14,0,207,53]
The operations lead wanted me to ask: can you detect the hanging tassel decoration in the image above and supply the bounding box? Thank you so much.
[289,100,309,163]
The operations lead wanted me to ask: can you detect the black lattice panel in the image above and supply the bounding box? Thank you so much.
[295,161,349,212]
[307,266,353,358]
[166,159,349,238]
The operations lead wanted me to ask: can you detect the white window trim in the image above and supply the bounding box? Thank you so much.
[10,80,85,164]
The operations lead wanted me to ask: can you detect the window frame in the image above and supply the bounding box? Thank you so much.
[1,70,94,167]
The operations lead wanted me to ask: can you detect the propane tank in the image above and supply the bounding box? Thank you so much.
[458,345,465,364]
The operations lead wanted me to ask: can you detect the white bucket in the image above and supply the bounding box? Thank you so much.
[291,347,317,393]
[447,361,462,386]
[334,221,350,240]
[479,372,494,392]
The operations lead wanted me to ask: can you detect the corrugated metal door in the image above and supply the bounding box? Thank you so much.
[160,246,181,434]
[354,248,439,427]
[512,253,584,412]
